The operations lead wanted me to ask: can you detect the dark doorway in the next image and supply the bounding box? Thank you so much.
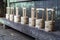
[0,0,7,17]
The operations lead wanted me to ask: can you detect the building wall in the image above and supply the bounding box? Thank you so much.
[8,0,57,19]
[7,0,60,29]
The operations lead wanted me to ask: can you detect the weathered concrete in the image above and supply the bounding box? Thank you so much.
[0,26,34,40]
[0,18,60,40]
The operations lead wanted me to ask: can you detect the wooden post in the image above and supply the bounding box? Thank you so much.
[16,7,19,16]
[36,9,39,19]
[45,8,55,32]
[6,7,10,19]
[10,7,14,21]
[31,8,35,19]
[51,9,54,21]
[11,7,14,14]
[23,8,26,17]
[14,7,21,23]
[6,7,10,14]
[21,8,28,24]
[42,10,44,19]
[46,8,48,21]
[35,8,45,29]
[29,8,35,26]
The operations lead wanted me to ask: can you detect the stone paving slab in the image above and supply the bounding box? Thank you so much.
[0,26,34,40]
[1,18,60,40]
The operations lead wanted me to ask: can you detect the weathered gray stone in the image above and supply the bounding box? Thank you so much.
[0,26,34,40]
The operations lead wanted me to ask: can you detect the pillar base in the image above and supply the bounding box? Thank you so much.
[6,13,10,19]
[14,15,20,23]
[29,18,35,27]
[21,16,28,24]
[35,19,45,29]
[10,14,14,21]
[45,21,55,32]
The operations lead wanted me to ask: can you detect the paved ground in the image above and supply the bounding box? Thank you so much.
[0,25,34,40]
